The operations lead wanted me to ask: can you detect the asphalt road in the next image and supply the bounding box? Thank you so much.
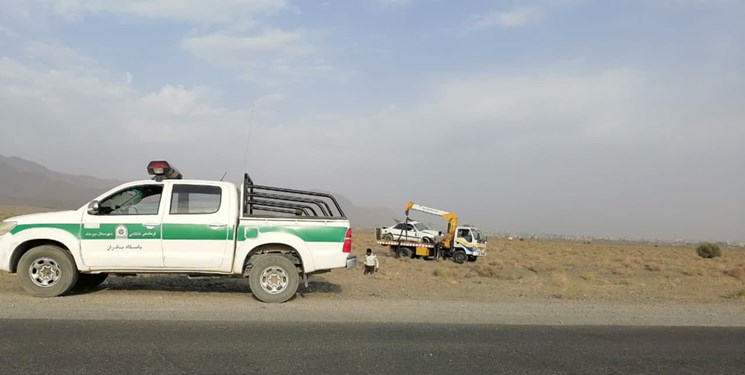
[1,319,744,375]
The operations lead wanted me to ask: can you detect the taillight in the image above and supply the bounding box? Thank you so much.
[342,228,352,253]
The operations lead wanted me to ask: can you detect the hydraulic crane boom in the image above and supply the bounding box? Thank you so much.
[404,201,458,249]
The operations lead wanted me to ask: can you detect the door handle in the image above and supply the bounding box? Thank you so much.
[209,223,227,229]
[144,223,160,229]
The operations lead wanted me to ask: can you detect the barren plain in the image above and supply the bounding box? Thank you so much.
[2,207,744,326]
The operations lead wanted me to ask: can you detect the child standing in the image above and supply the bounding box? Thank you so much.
[363,248,379,275]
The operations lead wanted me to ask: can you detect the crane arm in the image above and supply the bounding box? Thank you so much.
[404,201,458,248]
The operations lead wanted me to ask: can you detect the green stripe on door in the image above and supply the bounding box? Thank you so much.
[162,224,228,240]
[237,226,347,242]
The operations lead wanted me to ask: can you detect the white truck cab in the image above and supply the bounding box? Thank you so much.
[0,161,356,303]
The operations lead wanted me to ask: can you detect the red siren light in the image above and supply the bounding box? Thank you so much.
[147,160,183,181]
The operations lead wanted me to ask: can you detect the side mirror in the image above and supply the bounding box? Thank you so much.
[87,200,100,215]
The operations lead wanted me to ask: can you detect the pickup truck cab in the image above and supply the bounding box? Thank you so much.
[0,161,356,303]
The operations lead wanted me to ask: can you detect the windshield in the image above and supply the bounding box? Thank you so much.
[413,222,429,231]
[471,229,484,242]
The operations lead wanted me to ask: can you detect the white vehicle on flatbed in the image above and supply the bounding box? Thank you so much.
[379,220,439,243]
[0,161,357,303]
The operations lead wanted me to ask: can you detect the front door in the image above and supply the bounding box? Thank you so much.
[403,223,417,241]
[80,184,165,268]
[161,183,231,269]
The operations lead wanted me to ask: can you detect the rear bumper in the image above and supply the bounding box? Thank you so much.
[345,255,357,270]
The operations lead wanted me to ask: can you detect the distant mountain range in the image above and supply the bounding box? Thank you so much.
[0,155,396,228]
[0,155,122,209]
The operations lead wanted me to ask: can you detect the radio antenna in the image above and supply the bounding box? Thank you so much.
[219,170,228,181]
[243,106,255,173]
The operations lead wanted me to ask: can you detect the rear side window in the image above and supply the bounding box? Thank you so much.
[169,185,222,215]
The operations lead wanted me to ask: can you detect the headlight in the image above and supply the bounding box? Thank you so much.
[0,221,17,236]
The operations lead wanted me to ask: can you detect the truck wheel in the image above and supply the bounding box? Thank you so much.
[17,245,79,298]
[249,254,299,303]
[74,273,109,291]
[398,247,413,258]
[452,250,467,264]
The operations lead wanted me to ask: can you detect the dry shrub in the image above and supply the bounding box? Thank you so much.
[526,263,564,274]
[579,272,596,281]
[697,242,722,259]
[724,288,745,300]
[723,266,745,282]
[644,264,662,272]
[473,265,497,278]
[549,273,569,288]
[432,268,449,277]
[681,268,705,277]
[612,268,633,278]
[496,270,525,281]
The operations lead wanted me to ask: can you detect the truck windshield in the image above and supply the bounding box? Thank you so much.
[472,229,484,242]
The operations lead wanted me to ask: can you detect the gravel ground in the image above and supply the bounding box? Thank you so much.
[1,273,744,327]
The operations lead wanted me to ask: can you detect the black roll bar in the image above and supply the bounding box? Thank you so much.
[243,173,346,218]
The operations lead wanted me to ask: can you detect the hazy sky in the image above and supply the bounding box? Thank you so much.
[1,0,743,242]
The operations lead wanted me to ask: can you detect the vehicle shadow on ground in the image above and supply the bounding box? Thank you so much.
[68,275,343,296]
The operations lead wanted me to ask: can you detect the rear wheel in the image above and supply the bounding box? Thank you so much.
[398,247,413,258]
[249,254,300,303]
[383,234,393,241]
[17,245,78,298]
[421,237,433,244]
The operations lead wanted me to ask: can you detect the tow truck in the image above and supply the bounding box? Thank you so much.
[375,201,487,263]
[0,161,356,303]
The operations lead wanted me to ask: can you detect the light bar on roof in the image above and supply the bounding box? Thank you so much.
[147,160,183,181]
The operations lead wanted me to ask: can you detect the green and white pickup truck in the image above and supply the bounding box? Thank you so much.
[0,161,356,303]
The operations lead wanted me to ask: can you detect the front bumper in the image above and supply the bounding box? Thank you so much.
[346,255,357,270]
[470,248,487,257]
[0,234,18,272]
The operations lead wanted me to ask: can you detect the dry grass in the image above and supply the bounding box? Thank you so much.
[2,209,744,304]
[322,229,745,303]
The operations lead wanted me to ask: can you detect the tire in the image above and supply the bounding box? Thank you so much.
[74,273,109,291]
[398,247,413,258]
[452,250,467,264]
[17,245,79,298]
[249,254,300,303]
[421,237,433,244]
[383,234,393,241]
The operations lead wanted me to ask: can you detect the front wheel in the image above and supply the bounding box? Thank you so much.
[421,237,433,244]
[382,234,393,241]
[17,245,79,298]
[452,250,467,264]
[249,254,300,303]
